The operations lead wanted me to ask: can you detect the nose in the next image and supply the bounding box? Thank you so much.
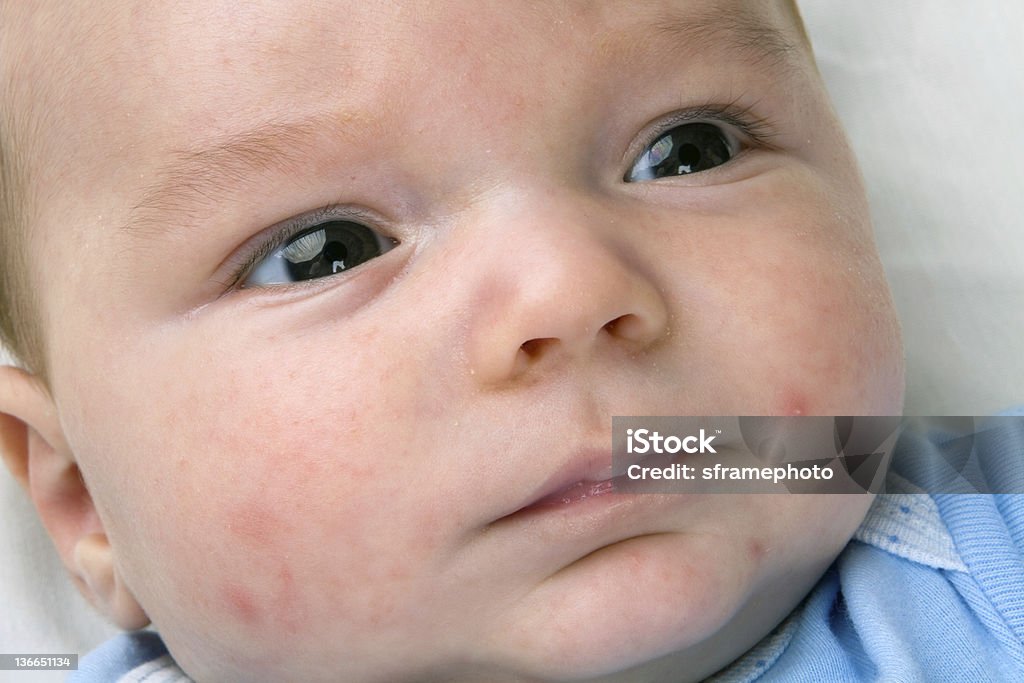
[463,192,670,385]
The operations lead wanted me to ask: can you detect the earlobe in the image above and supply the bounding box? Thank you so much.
[0,364,149,629]
[74,533,150,630]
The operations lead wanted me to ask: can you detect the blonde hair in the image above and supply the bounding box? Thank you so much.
[0,84,45,381]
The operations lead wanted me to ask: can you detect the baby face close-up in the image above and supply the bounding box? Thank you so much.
[1,0,905,681]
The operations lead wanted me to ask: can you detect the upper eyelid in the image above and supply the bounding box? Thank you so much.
[623,102,781,167]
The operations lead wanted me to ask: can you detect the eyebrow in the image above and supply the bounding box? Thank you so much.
[124,115,352,240]
[649,4,802,73]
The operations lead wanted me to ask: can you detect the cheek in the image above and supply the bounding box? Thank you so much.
[778,493,875,564]
[77,322,459,668]
[766,256,903,416]
[685,192,904,416]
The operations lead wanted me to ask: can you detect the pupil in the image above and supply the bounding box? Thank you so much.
[324,241,348,262]
[678,143,701,167]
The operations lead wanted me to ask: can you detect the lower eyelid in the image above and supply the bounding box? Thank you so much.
[231,237,411,308]
[631,148,771,188]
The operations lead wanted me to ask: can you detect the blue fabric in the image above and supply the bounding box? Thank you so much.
[721,410,1024,682]
[68,630,168,681]
[71,412,1024,682]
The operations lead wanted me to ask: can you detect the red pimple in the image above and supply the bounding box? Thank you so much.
[747,538,768,562]
[223,582,261,625]
[780,388,808,416]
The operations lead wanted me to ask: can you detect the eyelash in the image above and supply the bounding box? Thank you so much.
[225,205,383,290]
[633,99,781,159]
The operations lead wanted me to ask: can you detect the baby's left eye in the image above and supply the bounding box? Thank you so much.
[626,122,737,181]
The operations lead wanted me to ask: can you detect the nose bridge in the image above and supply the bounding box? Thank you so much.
[462,189,669,383]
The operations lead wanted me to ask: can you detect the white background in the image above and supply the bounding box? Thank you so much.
[801,0,1024,415]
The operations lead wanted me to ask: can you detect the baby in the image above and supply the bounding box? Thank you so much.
[1,1,1016,681]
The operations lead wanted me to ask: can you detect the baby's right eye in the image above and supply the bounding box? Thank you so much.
[243,220,398,288]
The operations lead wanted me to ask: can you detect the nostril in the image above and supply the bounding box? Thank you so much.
[520,337,560,359]
[603,313,647,340]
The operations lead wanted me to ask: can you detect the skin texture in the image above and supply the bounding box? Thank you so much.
[0,1,905,681]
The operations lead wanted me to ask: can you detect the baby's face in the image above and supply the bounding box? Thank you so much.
[20,0,903,680]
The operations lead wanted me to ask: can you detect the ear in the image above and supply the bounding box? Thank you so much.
[0,365,149,630]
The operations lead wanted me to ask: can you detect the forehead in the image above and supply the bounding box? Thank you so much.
[13,0,803,143]
[8,0,807,250]
[44,0,800,65]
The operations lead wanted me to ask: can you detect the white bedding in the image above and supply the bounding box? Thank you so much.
[801,0,1024,416]
[2,1,1022,676]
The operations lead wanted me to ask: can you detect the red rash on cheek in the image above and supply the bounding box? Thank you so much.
[227,498,289,547]
[218,564,302,634]
[222,582,262,625]
[214,495,306,633]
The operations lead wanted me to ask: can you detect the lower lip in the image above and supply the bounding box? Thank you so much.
[494,468,700,558]
[529,478,618,509]
[509,469,668,521]
[507,452,705,521]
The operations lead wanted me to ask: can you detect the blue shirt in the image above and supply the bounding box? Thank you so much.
[71,413,1024,682]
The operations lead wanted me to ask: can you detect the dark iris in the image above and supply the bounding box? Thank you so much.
[283,221,391,282]
[627,122,733,181]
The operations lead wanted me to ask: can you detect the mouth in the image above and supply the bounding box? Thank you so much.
[504,447,656,518]
[506,448,615,514]
[483,446,707,571]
